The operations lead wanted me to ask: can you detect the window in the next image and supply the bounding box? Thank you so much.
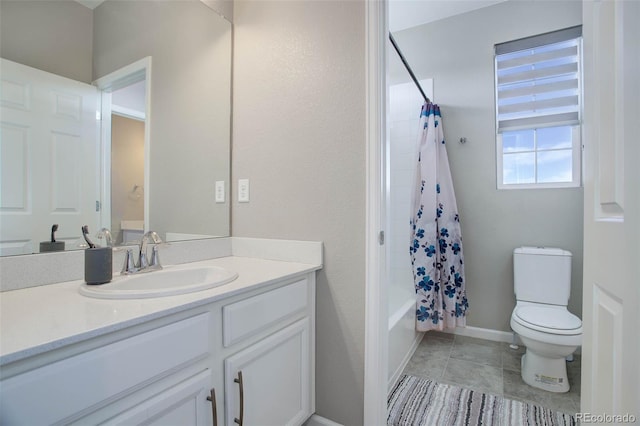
[495,26,582,189]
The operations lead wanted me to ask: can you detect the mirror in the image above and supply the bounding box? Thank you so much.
[109,79,147,245]
[0,0,232,256]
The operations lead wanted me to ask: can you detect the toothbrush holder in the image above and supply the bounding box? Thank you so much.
[84,247,113,285]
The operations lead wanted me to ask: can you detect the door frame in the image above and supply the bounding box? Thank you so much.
[364,1,640,422]
[363,1,388,425]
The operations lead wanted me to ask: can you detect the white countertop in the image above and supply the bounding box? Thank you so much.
[0,256,321,366]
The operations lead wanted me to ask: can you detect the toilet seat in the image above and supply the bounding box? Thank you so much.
[513,305,582,336]
[511,314,582,347]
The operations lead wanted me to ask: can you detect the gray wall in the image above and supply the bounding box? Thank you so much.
[93,0,232,240]
[111,115,145,245]
[393,0,584,332]
[201,0,234,22]
[231,1,366,424]
[0,0,93,83]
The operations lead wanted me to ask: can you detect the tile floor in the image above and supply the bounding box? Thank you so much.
[401,332,581,415]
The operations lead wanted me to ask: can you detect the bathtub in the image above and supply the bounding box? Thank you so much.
[388,289,423,391]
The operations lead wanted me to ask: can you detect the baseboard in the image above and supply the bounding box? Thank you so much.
[303,414,344,426]
[441,325,519,344]
[441,326,581,354]
[388,331,424,392]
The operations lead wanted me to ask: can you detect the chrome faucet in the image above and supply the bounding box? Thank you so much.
[121,231,164,275]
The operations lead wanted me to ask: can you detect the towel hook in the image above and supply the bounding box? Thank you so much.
[459,137,467,144]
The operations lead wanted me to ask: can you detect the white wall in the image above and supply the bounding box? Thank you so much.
[392,1,584,332]
[388,77,433,313]
[232,1,366,424]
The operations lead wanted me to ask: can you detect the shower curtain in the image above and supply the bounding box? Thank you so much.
[410,102,468,331]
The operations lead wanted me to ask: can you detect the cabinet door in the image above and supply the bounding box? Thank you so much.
[224,319,310,426]
[105,370,215,426]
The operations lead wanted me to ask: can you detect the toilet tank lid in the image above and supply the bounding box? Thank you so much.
[514,247,572,257]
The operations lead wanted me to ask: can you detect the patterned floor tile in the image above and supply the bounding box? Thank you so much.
[401,334,581,416]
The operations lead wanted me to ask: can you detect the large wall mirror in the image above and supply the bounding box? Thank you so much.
[0,0,232,256]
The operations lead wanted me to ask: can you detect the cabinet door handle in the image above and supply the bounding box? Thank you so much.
[234,370,244,425]
[206,388,218,426]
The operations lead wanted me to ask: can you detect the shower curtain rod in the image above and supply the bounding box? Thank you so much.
[389,33,431,104]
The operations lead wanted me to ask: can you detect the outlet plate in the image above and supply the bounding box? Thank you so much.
[238,179,250,202]
[215,181,225,203]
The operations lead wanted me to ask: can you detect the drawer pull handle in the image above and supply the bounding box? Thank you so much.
[206,388,218,426]
[234,370,244,425]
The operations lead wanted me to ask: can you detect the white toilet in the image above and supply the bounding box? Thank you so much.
[510,247,582,393]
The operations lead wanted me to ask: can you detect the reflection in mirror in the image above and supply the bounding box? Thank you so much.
[0,58,100,255]
[0,0,232,256]
[110,80,146,245]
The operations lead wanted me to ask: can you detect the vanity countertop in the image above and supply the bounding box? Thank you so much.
[0,256,321,366]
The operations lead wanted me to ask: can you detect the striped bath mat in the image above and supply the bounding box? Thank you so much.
[388,375,576,426]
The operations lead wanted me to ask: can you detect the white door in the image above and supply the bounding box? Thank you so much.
[224,319,311,426]
[581,0,640,420]
[0,59,100,255]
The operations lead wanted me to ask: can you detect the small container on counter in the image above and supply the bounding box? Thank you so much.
[84,247,113,285]
[40,224,65,252]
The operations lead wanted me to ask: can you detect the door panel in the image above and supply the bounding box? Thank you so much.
[0,59,99,255]
[582,0,639,418]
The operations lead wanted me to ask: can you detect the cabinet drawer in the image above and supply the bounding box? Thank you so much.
[223,278,308,347]
[0,313,210,425]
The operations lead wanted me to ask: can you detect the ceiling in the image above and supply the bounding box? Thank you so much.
[76,1,505,31]
[389,0,509,32]
[75,0,106,10]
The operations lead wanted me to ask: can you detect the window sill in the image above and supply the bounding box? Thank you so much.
[497,182,582,190]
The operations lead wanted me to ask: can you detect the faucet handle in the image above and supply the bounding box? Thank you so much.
[121,249,137,275]
[138,231,161,270]
[149,245,164,271]
[139,251,149,270]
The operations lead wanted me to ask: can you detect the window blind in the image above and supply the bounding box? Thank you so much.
[495,26,582,133]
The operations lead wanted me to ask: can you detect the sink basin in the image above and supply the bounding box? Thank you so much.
[79,265,238,299]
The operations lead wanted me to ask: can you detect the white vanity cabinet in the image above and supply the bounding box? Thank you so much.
[101,369,214,425]
[223,319,311,426]
[0,312,216,425]
[0,271,316,426]
[220,277,314,426]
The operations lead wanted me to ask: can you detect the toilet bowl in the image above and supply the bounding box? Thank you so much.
[510,302,581,392]
[510,247,582,393]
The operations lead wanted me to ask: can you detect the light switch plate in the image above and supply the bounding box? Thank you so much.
[215,181,225,203]
[238,179,250,202]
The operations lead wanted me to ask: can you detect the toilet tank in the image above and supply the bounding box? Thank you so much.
[513,247,572,305]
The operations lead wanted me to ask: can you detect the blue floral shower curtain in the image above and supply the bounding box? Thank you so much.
[410,103,468,331]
